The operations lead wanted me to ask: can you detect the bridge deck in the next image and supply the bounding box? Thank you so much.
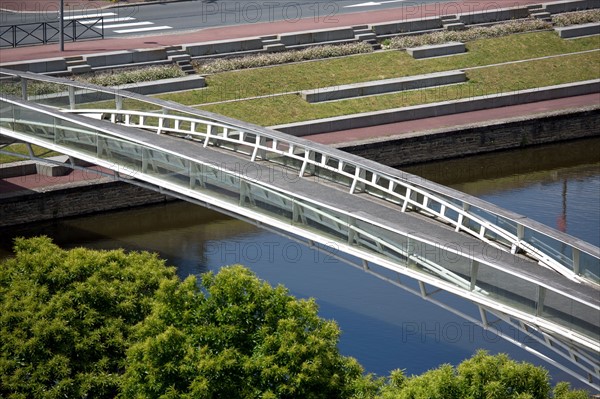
[151,129,599,333]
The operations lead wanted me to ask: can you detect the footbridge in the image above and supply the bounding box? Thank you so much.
[1,68,599,390]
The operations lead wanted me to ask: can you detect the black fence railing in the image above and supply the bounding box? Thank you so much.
[0,18,103,48]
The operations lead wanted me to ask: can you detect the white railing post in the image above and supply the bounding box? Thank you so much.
[21,78,27,100]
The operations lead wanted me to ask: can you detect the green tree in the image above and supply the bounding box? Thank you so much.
[121,265,364,398]
[0,236,177,398]
[372,350,555,399]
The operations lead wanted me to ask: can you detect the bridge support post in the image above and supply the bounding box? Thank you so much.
[115,94,123,111]
[536,286,546,316]
[573,248,580,275]
[469,260,479,291]
[348,217,357,245]
[68,86,75,110]
[292,202,306,225]
[21,79,27,100]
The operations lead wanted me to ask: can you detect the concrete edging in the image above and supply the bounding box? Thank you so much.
[301,70,467,103]
[28,75,205,106]
[554,22,600,38]
[272,80,600,136]
[407,42,466,59]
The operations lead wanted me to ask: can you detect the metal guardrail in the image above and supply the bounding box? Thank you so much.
[0,18,103,48]
[66,107,600,285]
[1,67,598,286]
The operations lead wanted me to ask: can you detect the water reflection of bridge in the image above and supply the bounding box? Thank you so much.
[1,68,598,390]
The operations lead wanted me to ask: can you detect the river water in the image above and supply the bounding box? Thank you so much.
[1,137,599,389]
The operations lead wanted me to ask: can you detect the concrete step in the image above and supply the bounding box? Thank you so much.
[526,4,543,10]
[355,32,377,41]
[179,64,196,75]
[531,11,552,19]
[169,54,191,63]
[67,65,92,73]
[352,24,369,30]
[441,14,457,21]
[66,59,89,66]
[260,35,278,40]
[262,38,282,45]
[444,22,466,31]
[65,55,84,62]
[264,43,286,52]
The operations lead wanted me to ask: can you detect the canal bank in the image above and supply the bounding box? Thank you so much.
[1,101,599,227]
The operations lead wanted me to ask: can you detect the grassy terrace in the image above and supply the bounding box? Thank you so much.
[153,31,599,126]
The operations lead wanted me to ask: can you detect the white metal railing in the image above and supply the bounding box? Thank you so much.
[2,93,600,390]
[1,67,599,284]
[63,108,600,284]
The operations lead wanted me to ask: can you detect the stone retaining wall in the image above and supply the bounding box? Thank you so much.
[0,180,173,227]
[336,107,600,167]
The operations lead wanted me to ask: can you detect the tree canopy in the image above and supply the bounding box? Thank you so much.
[0,237,591,399]
[0,236,178,398]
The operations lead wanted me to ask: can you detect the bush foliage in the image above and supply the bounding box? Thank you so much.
[77,64,185,87]
[193,42,373,74]
[0,236,178,398]
[0,237,592,398]
[552,9,600,27]
[389,19,552,49]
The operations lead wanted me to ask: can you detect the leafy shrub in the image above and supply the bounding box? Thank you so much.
[0,237,178,399]
[77,64,185,86]
[193,42,373,74]
[389,19,552,49]
[552,9,600,27]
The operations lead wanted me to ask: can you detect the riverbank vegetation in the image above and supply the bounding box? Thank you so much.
[0,237,591,398]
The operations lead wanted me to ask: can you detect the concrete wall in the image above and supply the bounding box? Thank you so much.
[555,22,600,38]
[273,80,600,136]
[457,7,530,25]
[184,38,264,57]
[1,58,67,73]
[84,48,167,68]
[301,70,466,102]
[370,16,442,36]
[407,42,465,59]
[336,107,600,167]
[544,0,600,13]
[0,180,173,227]
[28,75,205,106]
[278,27,356,46]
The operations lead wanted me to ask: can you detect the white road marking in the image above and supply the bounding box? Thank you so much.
[80,17,136,24]
[63,12,116,20]
[344,0,405,7]
[113,25,172,33]
[105,21,153,29]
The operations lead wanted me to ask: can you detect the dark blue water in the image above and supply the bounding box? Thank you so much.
[1,137,598,390]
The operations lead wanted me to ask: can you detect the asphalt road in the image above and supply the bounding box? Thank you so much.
[1,0,448,38]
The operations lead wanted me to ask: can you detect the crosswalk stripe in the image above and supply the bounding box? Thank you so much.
[113,25,172,34]
[63,12,116,20]
[80,17,136,24]
[105,21,153,29]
